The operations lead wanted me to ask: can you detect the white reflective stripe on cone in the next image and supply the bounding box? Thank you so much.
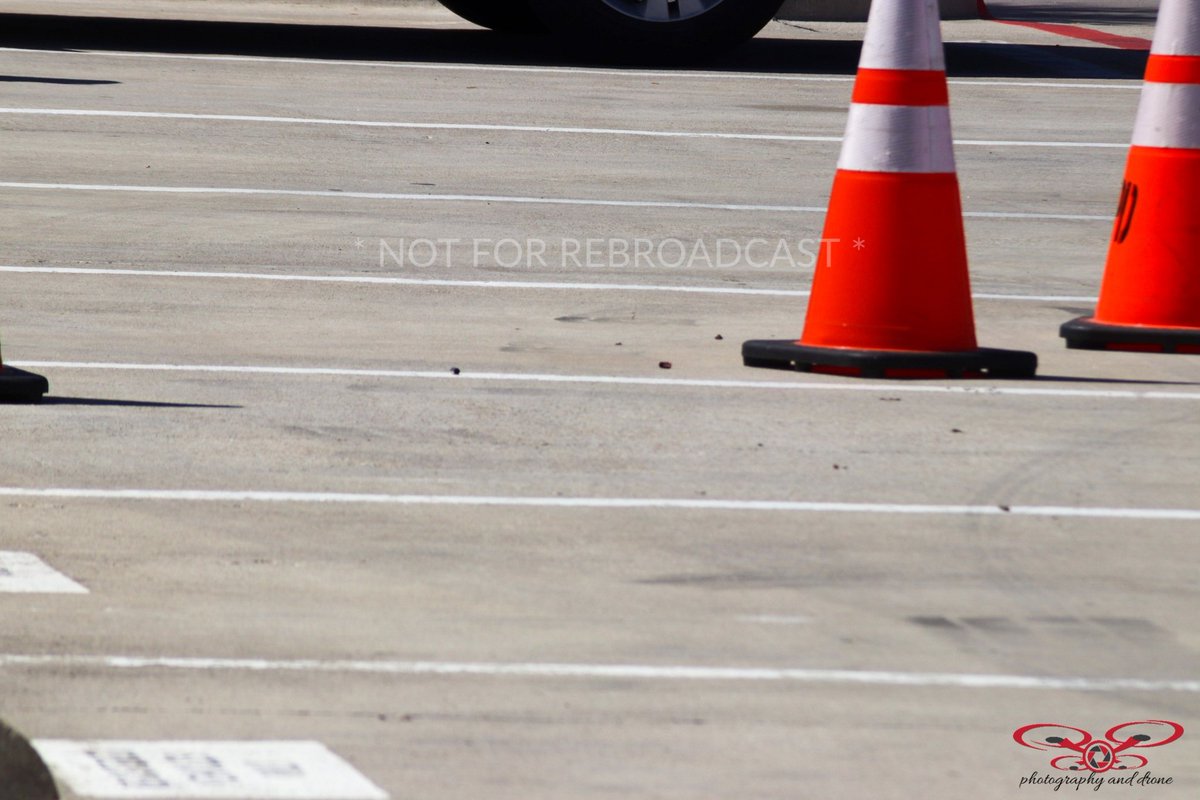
[859,0,946,71]
[1150,0,1200,56]
[1131,83,1200,149]
[837,104,957,173]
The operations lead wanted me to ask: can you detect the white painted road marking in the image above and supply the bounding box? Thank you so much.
[0,47,1145,90]
[6,654,1199,693]
[0,107,1129,149]
[0,265,1100,303]
[0,181,1110,221]
[0,486,1198,521]
[9,360,1200,402]
[32,740,387,800]
[0,551,88,594]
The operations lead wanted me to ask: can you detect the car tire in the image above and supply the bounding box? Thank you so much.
[525,0,785,62]
[437,0,545,33]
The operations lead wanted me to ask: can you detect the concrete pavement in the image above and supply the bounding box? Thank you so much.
[1,4,1197,798]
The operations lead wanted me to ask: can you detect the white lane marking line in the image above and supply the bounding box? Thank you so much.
[0,107,1129,149]
[7,654,1200,693]
[0,487,1198,521]
[0,552,88,594]
[0,47,1145,89]
[32,740,388,800]
[0,265,1100,303]
[957,139,1127,149]
[0,182,1111,221]
[0,180,821,213]
[6,106,841,142]
[10,361,1199,402]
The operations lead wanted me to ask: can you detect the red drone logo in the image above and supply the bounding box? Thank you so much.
[1014,720,1183,773]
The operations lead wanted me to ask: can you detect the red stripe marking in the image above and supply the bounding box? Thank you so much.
[852,68,949,106]
[1145,54,1200,84]
[975,0,1151,51]
[997,20,1150,51]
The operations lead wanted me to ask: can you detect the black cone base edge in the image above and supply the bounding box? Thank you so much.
[0,718,60,800]
[0,365,49,403]
[742,340,1038,379]
[1061,316,1200,354]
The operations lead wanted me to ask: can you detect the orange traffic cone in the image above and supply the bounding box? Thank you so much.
[743,0,1036,379]
[1061,0,1200,354]
[0,331,48,403]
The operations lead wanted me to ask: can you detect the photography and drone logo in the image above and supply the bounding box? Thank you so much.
[1014,720,1183,790]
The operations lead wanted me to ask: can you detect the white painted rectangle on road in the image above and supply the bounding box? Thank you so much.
[32,740,387,799]
[0,551,87,593]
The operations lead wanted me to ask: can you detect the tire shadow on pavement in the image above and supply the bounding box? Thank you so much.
[0,75,121,84]
[0,13,1149,80]
[37,397,242,408]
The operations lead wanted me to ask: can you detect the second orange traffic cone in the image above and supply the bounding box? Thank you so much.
[1060,0,1200,354]
[743,0,1036,379]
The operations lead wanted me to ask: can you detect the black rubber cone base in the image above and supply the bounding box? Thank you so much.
[0,718,59,800]
[1061,316,1200,354]
[0,365,49,403]
[742,340,1038,379]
